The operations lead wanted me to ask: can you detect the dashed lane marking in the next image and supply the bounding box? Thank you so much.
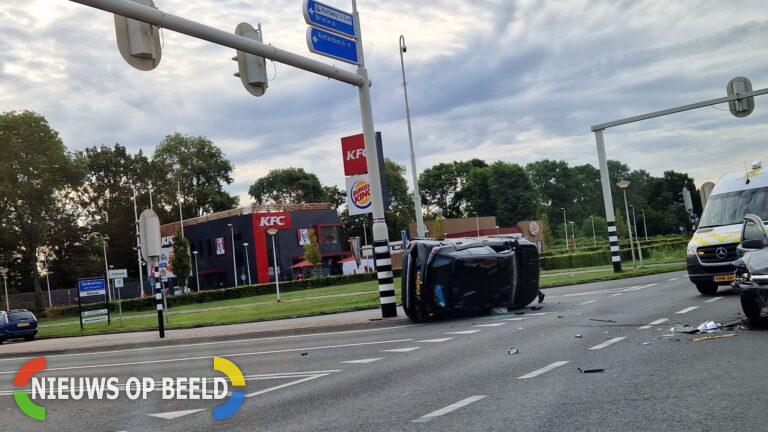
[639,318,669,330]
[381,347,420,353]
[589,337,626,350]
[472,323,507,327]
[500,317,526,321]
[412,396,487,423]
[445,330,482,335]
[340,358,383,364]
[578,300,597,305]
[675,306,699,314]
[147,409,204,420]
[416,338,453,343]
[517,361,570,379]
[667,278,679,281]
[610,293,623,297]
[705,297,724,303]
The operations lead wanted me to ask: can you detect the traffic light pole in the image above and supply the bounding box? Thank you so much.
[69,0,396,317]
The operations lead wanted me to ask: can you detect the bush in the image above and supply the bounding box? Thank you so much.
[45,269,403,319]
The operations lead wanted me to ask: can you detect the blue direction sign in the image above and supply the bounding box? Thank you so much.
[306,27,358,65]
[78,278,106,297]
[303,0,356,38]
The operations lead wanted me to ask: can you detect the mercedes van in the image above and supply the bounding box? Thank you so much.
[687,162,768,295]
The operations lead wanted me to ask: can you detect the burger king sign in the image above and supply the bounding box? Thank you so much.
[346,174,373,216]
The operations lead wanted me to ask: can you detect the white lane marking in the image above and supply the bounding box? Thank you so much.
[627,283,657,291]
[445,330,482,335]
[147,409,204,420]
[525,312,548,316]
[589,337,626,350]
[676,306,699,314]
[0,325,421,363]
[517,361,570,379]
[381,347,420,353]
[667,278,679,281]
[500,318,526,321]
[340,358,383,364]
[578,300,597,306]
[416,338,453,343]
[705,296,724,303]
[412,395,487,423]
[610,293,623,297]
[639,318,669,330]
[0,339,412,375]
[245,374,329,398]
[472,323,507,327]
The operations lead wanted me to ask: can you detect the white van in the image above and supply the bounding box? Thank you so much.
[687,162,768,295]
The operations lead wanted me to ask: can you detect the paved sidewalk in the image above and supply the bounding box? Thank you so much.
[0,307,410,358]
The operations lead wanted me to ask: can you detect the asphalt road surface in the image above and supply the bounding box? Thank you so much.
[1,270,766,432]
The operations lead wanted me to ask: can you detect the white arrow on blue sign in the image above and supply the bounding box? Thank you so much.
[306,27,359,65]
[303,0,356,38]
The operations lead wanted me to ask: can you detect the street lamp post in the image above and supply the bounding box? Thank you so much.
[43,255,52,308]
[560,208,569,251]
[616,180,636,269]
[495,225,500,235]
[266,228,281,302]
[569,221,576,249]
[243,242,252,285]
[399,35,425,238]
[591,216,597,247]
[475,212,480,237]
[131,186,145,297]
[102,236,112,301]
[641,209,649,241]
[192,251,200,292]
[631,205,644,267]
[362,218,368,246]
[227,223,237,288]
[0,267,9,311]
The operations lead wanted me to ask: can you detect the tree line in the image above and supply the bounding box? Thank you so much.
[0,110,700,311]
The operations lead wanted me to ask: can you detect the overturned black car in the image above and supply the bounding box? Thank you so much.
[401,237,541,322]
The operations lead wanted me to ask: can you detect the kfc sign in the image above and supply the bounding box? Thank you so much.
[341,134,367,176]
[255,212,292,230]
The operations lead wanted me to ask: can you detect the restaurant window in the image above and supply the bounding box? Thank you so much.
[318,226,340,245]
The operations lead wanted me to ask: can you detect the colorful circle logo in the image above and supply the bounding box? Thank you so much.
[529,221,540,236]
[350,179,372,209]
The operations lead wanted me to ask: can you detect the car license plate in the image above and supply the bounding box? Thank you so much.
[17,322,30,327]
[714,274,735,282]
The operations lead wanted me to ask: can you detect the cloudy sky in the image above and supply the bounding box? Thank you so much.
[2,0,768,206]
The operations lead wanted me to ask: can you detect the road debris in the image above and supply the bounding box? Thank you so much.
[530,305,543,311]
[491,307,508,314]
[671,325,699,334]
[694,332,738,342]
[578,368,605,373]
[575,334,583,338]
[301,352,308,356]
[590,318,617,323]
[696,321,721,333]
[507,348,519,355]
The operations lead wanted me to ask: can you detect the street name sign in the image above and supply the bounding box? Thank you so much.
[303,0,356,38]
[306,27,358,65]
[108,268,128,279]
[78,278,106,297]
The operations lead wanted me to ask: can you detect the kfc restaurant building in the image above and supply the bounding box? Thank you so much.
[160,203,345,290]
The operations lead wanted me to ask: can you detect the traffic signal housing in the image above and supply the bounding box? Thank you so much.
[233,23,268,97]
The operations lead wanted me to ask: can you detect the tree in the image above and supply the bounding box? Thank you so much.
[465,162,538,227]
[153,132,238,219]
[321,185,346,208]
[249,167,323,205]
[303,228,321,276]
[171,228,191,289]
[419,159,487,218]
[0,111,82,312]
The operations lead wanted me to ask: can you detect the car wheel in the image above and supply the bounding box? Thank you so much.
[695,282,718,296]
[23,335,35,342]
[0,338,5,345]
[741,292,764,324]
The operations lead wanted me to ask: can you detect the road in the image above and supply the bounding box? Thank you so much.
[1,270,766,431]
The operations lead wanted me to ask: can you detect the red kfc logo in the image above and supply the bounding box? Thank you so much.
[341,134,368,176]
[255,212,292,230]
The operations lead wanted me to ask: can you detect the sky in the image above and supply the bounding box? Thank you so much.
[2,0,768,207]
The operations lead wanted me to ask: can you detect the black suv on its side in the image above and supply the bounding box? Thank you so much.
[401,237,540,321]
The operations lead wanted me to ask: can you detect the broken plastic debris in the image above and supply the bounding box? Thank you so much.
[671,325,699,334]
[696,321,721,333]
[575,334,583,338]
[578,368,605,373]
[507,348,519,355]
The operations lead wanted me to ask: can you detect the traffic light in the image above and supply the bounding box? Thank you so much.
[114,0,162,71]
[233,23,268,97]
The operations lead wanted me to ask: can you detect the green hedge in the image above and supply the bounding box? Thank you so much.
[45,269,403,319]
[540,240,688,270]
